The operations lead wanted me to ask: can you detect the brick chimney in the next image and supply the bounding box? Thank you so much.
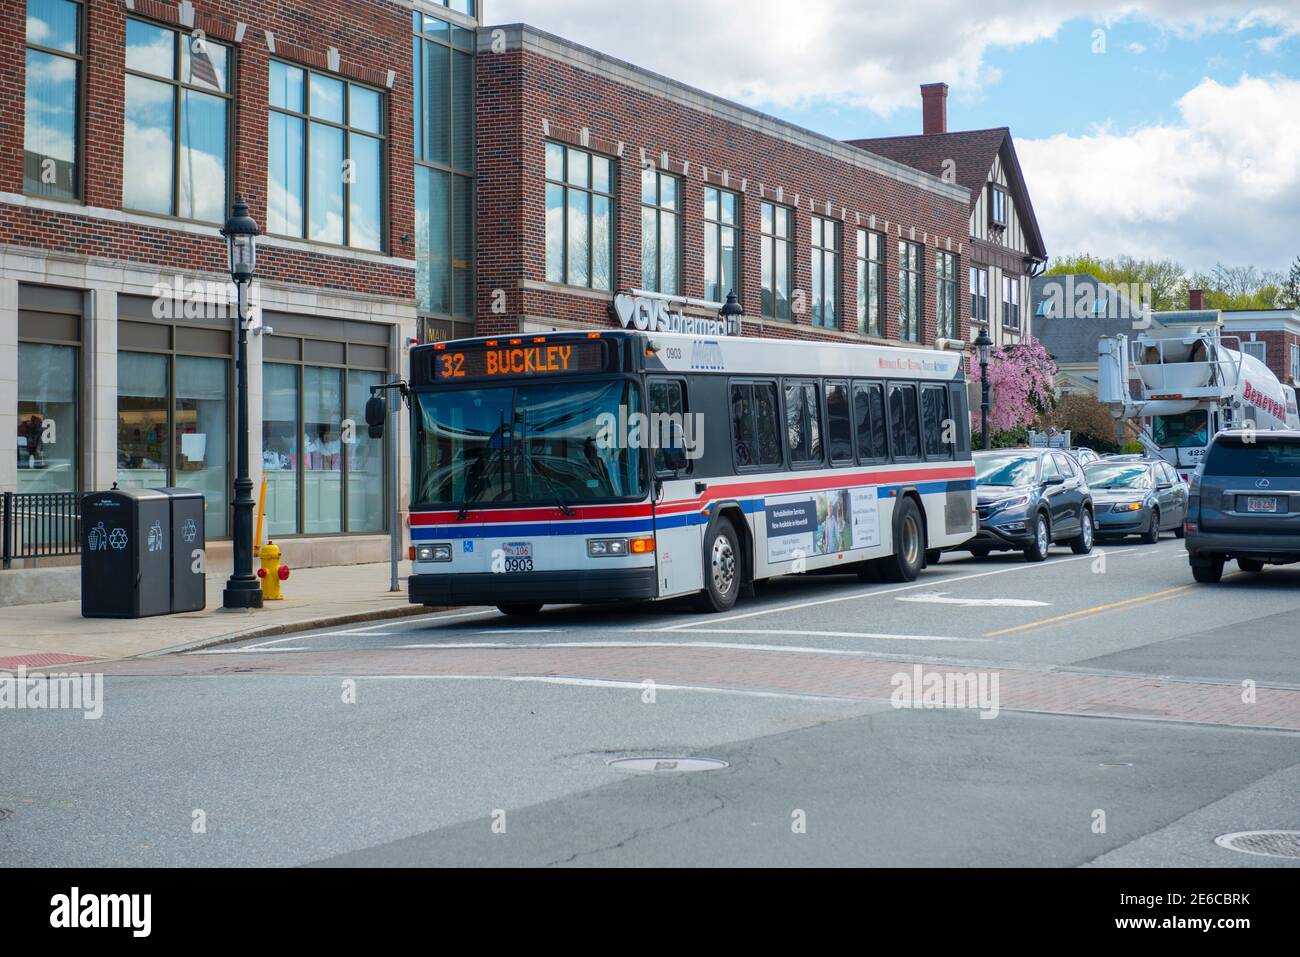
[1189,288,1204,310]
[921,82,948,135]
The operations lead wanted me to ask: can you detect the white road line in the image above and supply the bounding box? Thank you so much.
[634,628,987,641]
[659,544,1180,631]
[233,608,499,650]
[354,673,864,703]
[896,593,1049,607]
[392,639,977,654]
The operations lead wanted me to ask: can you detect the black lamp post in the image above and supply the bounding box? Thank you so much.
[221,198,264,610]
[718,289,744,333]
[974,326,993,450]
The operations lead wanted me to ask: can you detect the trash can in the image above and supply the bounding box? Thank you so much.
[161,487,206,613]
[81,488,172,618]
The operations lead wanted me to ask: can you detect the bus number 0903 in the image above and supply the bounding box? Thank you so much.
[504,557,534,573]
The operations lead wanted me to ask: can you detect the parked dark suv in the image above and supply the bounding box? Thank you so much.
[967,449,1095,562]
[1185,429,1300,583]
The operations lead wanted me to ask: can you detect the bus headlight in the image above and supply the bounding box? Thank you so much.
[416,544,453,562]
[588,538,628,557]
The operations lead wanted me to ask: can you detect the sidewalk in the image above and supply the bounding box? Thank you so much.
[0,562,437,669]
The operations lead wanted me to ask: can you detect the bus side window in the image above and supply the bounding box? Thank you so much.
[650,378,690,475]
[948,383,970,455]
[826,380,853,465]
[921,385,952,459]
[853,381,887,462]
[731,380,782,470]
[888,383,920,461]
[784,380,822,467]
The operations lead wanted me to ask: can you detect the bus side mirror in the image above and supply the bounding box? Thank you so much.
[365,394,386,439]
[662,445,687,473]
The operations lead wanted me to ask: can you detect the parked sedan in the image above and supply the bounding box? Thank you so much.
[1084,459,1188,543]
[967,449,1095,562]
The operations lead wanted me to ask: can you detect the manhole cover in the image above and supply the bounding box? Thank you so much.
[606,757,729,774]
[1214,831,1300,859]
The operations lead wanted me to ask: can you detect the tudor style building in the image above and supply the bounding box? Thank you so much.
[849,83,1049,348]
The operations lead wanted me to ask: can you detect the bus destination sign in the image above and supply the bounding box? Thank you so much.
[433,340,608,381]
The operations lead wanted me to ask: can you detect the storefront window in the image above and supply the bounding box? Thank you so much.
[117,352,170,489]
[346,370,385,531]
[262,363,300,537]
[303,366,344,534]
[17,342,78,493]
[174,356,229,537]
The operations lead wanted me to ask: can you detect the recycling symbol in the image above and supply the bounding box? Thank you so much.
[182,518,198,543]
[108,527,129,550]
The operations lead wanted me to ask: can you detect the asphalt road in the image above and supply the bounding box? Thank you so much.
[3,532,1299,867]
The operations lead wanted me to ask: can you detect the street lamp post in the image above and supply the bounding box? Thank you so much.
[221,198,264,610]
[975,326,993,451]
[718,289,744,333]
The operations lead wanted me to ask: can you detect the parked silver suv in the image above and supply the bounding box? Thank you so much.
[1185,429,1300,583]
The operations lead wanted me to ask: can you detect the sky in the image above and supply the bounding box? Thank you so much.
[487,0,1300,276]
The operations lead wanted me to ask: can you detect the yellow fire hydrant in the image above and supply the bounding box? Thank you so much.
[257,540,290,601]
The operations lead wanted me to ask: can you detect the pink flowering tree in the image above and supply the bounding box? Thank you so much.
[968,338,1057,438]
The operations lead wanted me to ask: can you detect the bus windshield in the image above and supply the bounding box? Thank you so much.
[413,378,645,508]
[1152,411,1208,448]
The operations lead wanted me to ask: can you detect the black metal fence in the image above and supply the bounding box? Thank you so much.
[2,492,83,569]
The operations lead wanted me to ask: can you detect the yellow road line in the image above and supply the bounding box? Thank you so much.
[982,584,1193,637]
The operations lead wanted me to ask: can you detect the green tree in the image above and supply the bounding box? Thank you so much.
[1283,255,1300,310]
[1044,254,1186,311]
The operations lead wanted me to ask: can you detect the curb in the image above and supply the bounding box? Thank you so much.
[138,603,453,658]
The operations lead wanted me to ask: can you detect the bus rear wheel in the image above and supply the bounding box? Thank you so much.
[877,497,925,583]
[497,602,543,617]
[694,519,742,613]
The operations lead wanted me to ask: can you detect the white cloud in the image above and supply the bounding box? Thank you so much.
[488,0,1300,113]
[1017,74,1300,272]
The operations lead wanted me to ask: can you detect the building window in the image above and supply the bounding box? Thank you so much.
[25,0,83,201]
[811,216,838,328]
[1002,275,1021,329]
[413,12,473,323]
[1291,343,1299,383]
[425,0,477,15]
[261,329,389,536]
[936,250,958,339]
[988,184,1008,229]
[117,352,231,539]
[545,143,613,290]
[856,229,883,337]
[1241,339,1267,364]
[970,266,988,325]
[703,187,739,303]
[123,18,230,223]
[641,168,680,294]
[267,60,385,250]
[761,202,793,320]
[898,240,923,342]
[18,343,78,493]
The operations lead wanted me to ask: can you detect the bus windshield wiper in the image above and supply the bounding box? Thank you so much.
[525,456,576,516]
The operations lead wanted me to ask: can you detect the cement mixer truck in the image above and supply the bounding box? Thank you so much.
[1098,323,1300,482]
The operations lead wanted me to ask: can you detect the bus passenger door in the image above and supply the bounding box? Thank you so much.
[649,378,703,598]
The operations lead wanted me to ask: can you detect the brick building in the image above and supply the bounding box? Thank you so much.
[473,24,971,351]
[4,0,478,566]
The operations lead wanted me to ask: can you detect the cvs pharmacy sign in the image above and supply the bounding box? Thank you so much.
[611,292,740,337]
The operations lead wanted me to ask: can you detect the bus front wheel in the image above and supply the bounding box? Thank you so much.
[694,519,742,613]
[877,497,925,583]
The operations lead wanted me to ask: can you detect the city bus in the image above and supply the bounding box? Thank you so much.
[370,329,976,616]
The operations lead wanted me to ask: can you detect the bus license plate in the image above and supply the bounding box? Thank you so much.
[502,542,534,572]
[1245,496,1279,513]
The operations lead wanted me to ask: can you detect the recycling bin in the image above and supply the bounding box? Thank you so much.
[161,487,206,613]
[81,488,172,618]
